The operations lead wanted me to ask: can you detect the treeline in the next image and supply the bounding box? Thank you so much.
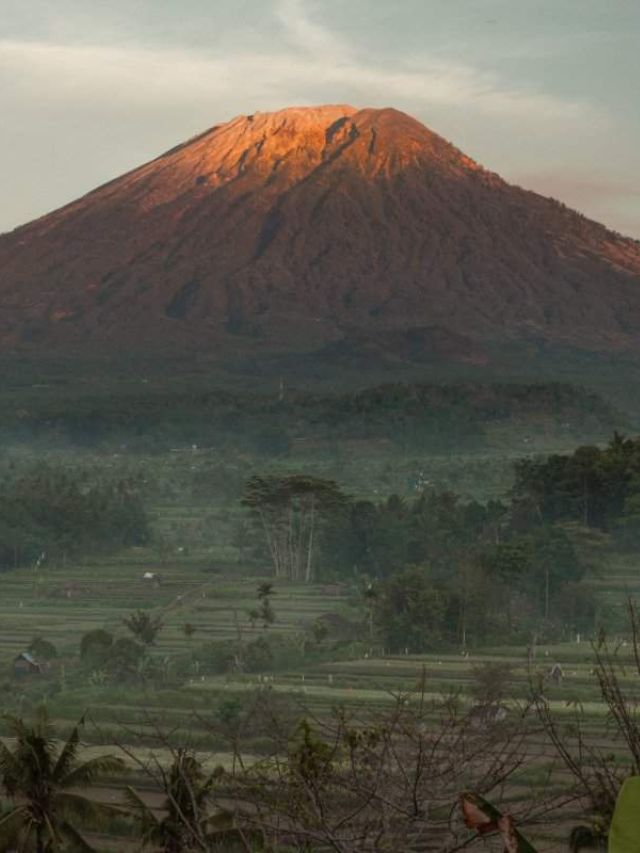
[3,380,618,452]
[514,432,640,542]
[361,433,640,646]
[244,441,640,649]
[0,464,149,568]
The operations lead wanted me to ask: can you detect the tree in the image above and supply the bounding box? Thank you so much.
[362,579,378,643]
[108,637,146,681]
[123,609,163,646]
[80,629,114,665]
[481,539,532,633]
[530,525,583,621]
[125,748,248,852]
[182,622,197,655]
[0,711,124,852]
[512,436,640,532]
[243,474,347,581]
[214,698,246,773]
[256,582,276,628]
[322,499,379,576]
[227,684,540,852]
[126,749,214,852]
[374,565,449,653]
[0,464,149,569]
[471,661,513,706]
[29,636,58,661]
[248,584,275,630]
[533,601,640,847]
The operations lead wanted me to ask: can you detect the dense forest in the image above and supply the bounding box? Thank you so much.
[234,435,640,653]
[1,380,619,452]
[242,473,589,651]
[0,465,149,568]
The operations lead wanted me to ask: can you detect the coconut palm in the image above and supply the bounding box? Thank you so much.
[122,610,163,647]
[125,749,246,852]
[0,710,125,852]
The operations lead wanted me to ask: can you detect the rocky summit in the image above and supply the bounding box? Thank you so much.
[1,105,640,365]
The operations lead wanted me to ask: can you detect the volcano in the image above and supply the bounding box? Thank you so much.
[1,105,640,368]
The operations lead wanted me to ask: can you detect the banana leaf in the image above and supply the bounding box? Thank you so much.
[609,777,640,853]
[460,792,537,853]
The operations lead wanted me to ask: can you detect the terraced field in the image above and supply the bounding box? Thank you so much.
[1,435,639,850]
[0,545,634,852]
[0,552,351,659]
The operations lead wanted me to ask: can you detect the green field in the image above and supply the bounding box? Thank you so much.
[1,404,639,851]
[0,536,637,850]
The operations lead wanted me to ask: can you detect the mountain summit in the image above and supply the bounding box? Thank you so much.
[1,105,640,364]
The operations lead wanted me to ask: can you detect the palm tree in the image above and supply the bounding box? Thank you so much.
[125,749,245,852]
[0,710,125,852]
[123,610,163,647]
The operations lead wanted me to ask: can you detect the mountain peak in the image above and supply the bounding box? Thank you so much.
[1,105,639,362]
[235,103,358,125]
[153,103,466,188]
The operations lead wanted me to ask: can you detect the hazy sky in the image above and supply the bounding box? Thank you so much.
[1,0,639,236]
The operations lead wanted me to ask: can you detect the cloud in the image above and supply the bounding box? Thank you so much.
[270,0,593,120]
[275,0,352,61]
[0,0,620,233]
[0,0,596,122]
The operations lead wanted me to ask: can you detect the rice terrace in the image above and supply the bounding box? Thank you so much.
[0,382,640,851]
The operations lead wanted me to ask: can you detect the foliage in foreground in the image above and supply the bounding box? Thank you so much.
[0,711,124,852]
[125,748,245,852]
[187,683,551,851]
[609,776,640,853]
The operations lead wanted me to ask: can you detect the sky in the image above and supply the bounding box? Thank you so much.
[1,0,639,237]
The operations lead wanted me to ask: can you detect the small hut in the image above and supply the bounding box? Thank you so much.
[13,651,44,678]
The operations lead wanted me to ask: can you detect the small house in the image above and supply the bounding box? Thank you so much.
[13,652,44,678]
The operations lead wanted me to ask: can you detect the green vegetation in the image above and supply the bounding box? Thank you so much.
[514,431,640,534]
[0,712,123,851]
[609,777,640,853]
[1,376,640,849]
[0,378,620,454]
[125,750,239,852]
[0,464,148,569]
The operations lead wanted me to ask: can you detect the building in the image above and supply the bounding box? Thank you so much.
[13,651,44,678]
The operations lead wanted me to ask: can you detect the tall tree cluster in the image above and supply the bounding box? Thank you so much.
[0,464,149,568]
[242,475,346,582]
[244,468,594,650]
[513,433,640,534]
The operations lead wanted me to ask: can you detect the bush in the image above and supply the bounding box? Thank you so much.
[0,464,149,568]
[29,637,58,661]
[80,630,114,665]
